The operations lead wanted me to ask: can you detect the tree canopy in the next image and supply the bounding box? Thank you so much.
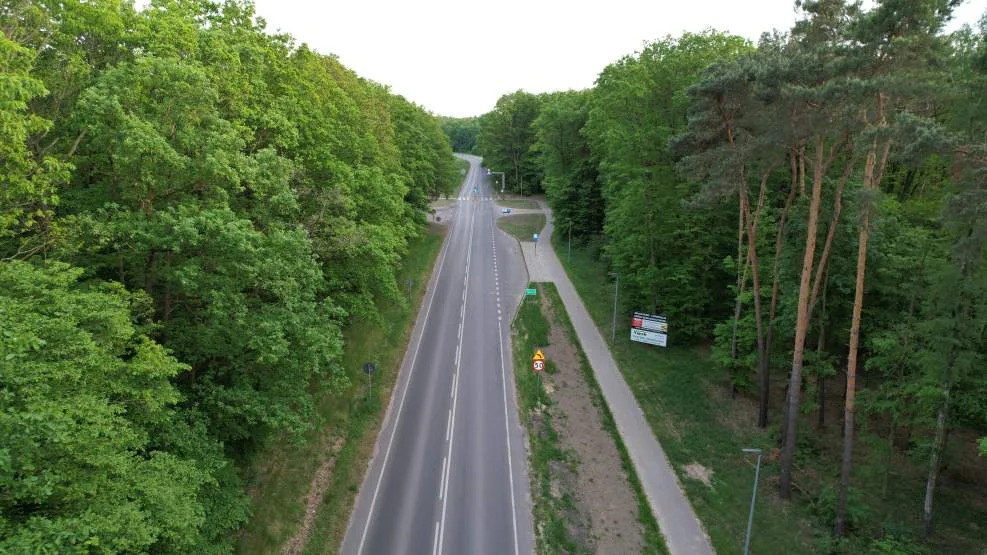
[476,2,987,550]
[0,0,457,551]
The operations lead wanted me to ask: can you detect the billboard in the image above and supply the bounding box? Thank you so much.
[631,311,667,347]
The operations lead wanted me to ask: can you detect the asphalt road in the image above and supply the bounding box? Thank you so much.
[341,155,533,555]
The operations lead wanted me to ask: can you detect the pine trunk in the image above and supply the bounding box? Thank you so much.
[816,290,827,429]
[835,94,891,530]
[779,135,826,499]
[834,205,870,536]
[923,384,951,538]
[730,183,748,397]
[730,256,751,399]
[744,191,768,429]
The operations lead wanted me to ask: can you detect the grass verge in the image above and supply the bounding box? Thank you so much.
[497,199,540,210]
[512,282,667,554]
[236,224,446,554]
[497,213,547,243]
[552,235,822,555]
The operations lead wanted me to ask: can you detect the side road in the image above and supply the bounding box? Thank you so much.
[514,202,714,555]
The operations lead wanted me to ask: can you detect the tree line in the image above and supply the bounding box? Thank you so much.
[0,0,458,551]
[466,0,987,549]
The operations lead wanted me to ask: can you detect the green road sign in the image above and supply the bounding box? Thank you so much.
[525,288,537,296]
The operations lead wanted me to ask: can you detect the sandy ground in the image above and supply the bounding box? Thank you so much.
[540,296,645,554]
[281,437,345,555]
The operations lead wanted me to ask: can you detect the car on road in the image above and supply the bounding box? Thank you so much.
[501,207,512,214]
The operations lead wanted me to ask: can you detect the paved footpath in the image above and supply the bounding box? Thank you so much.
[515,202,714,555]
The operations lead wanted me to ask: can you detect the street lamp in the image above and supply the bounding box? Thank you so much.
[567,218,573,263]
[489,171,505,199]
[608,272,619,344]
[742,448,763,555]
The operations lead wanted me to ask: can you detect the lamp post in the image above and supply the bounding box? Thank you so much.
[567,218,572,263]
[742,448,763,555]
[489,171,505,199]
[608,272,619,344]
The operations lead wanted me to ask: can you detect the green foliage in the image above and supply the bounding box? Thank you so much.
[0,33,71,257]
[811,485,872,533]
[1,0,461,549]
[439,116,480,153]
[585,31,751,341]
[237,226,444,553]
[477,90,543,194]
[533,90,604,237]
[865,534,928,555]
[389,94,460,204]
[0,260,245,553]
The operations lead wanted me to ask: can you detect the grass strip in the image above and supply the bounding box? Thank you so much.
[236,225,445,554]
[497,199,541,210]
[497,213,547,243]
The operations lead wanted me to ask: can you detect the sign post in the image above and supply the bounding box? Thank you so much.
[532,350,545,372]
[363,362,376,402]
[533,232,539,253]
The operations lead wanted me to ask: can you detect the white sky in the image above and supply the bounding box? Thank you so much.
[251,0,987,118]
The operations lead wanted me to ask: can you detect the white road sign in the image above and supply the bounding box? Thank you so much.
[631,328,667,347]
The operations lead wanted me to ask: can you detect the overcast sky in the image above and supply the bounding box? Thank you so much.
[251,0,987,118]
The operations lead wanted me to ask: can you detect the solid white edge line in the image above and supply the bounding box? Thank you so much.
[432,521,440,555]
[356,157,474,555]
[439,456,447,500]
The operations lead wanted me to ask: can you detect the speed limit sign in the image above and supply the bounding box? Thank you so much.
[533,360,545,372]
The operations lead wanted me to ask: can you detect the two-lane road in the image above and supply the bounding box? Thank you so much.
[341,155,532,555]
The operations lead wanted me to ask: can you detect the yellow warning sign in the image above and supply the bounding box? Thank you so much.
[533,350,545,361]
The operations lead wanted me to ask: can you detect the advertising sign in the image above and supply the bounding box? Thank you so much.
[630,328,667,347]
[631,311,667,347]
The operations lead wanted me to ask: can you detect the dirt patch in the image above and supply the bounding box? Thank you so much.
[540,297,645,554]
[280,436,346,555]
[429,204,457,226]
[709,379,758,436]
[683,463,714,488]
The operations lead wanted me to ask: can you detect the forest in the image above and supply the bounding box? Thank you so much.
[0,0,458,551]
[453,0,987,550]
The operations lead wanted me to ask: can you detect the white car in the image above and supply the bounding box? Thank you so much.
[501,207,512,214]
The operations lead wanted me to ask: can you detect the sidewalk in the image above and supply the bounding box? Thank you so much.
[519,204,714,555]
